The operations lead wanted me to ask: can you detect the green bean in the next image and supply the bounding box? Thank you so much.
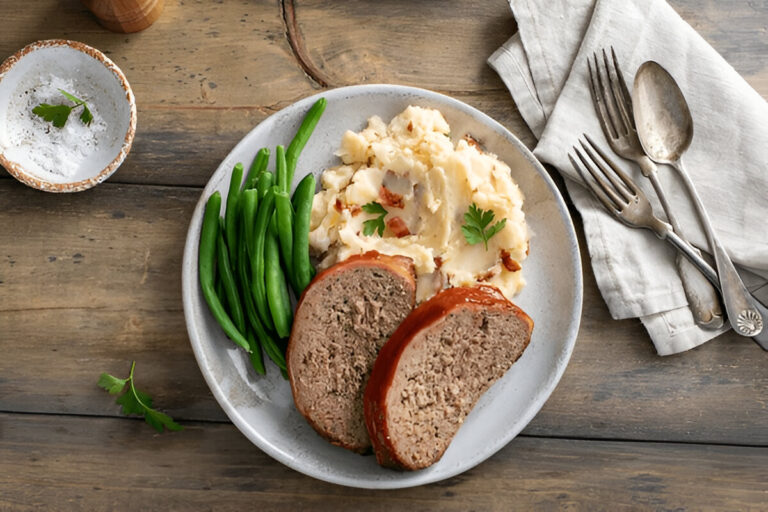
[237,202,267,374]
[240,247,260,333]
[286,97,326,187]
[245,326,266,376]
[251,187,276,331]
[237,194,288,372]
[292,173,316,294]
[216,215,230,312]
[239,192,262,331]
[225,163,244,268]
[241,189,258,267]
[215,275,225,308]
[259,321,287,371]
[244,148,269,191]
[263,343,287,371]
[265,213,293,338]
[217,227,246,334]
[248,295,286,371]
[242,225,286,372]
[276,145,287,193]
[199,192,250,353]
[274,190,294,283]
[256,171,274,200]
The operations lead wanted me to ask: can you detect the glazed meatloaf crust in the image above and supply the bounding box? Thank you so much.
[287,251,416,453]
[364,285,533,470]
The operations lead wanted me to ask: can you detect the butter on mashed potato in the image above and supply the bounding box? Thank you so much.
[309,106,529,302]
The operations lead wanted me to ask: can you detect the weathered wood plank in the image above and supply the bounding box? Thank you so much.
[0,0,315,108]
[1,413,766,511]
[1,179,766,444]
[289,1,517,92]
[0,179,226,421]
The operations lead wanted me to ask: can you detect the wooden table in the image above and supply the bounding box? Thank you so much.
[1,1,766,509]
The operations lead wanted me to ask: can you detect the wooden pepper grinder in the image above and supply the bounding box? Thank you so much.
[82,0,165,33]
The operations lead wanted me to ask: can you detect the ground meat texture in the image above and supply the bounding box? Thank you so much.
[364,285,533,470]
[287,252,416,453]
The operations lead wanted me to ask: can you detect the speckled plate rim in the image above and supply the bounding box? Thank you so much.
[0,39,137,193]
[182,84,583,489]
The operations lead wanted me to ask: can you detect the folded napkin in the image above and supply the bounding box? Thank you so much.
[489,0,768,355]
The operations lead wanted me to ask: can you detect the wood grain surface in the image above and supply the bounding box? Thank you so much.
[2,413,766,511]
[1,0,767,509]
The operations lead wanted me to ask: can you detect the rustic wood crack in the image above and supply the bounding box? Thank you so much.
[280,0,332,88]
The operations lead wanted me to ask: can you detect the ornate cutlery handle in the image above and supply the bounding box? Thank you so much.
[650,191,763,337]
[673,160,763,337]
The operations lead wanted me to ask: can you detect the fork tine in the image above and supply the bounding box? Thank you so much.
[568,152,620,213]
[574,144,628,208]
[593,51,625,136]
[611,47,635,127]
[588,56,618,140]
[604,48,633,134]
[579,136,637,205]
[583,134,642,200]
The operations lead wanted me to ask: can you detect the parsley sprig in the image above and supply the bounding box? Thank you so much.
[98,361,182,433]
[33,89,93,128]
[362,201,388,236]
[461,203,507,250]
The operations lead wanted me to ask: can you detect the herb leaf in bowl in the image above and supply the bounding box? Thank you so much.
[32,89,93,128]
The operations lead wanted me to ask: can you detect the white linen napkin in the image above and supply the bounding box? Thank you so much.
[489,0,768,355]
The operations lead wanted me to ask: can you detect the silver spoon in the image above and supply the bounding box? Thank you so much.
[632,61,763,337]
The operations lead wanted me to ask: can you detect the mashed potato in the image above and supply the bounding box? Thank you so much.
[309,106,529,302]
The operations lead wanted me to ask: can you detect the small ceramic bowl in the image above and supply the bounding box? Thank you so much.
[0,39,136,192]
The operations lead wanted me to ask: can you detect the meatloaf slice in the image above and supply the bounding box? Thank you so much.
[287,251,416,453]
[364,285,533,470]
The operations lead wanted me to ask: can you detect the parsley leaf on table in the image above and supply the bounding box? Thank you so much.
[98,361,183,433]
[97,373,128,394]
[461,203,507,250]
[362,201,388,237]
[32,89,93,128]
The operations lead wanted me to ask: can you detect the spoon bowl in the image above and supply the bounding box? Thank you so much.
[633,61,693,164]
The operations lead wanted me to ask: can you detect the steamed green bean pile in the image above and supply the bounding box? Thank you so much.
[198,98,326,375]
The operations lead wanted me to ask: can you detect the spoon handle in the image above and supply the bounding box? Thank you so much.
[674,159,763,336]
[658,229,767,349]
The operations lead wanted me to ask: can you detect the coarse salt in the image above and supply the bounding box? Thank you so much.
[5,74,108,180]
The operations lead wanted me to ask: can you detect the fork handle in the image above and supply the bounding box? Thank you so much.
[660,227,719,286]
[638,156,723,329]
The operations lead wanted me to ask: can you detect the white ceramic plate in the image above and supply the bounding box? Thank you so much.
[182,84,582,489]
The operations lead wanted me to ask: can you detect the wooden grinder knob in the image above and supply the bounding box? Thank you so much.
[82,0,165,33]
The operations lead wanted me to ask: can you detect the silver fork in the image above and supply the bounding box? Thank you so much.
[588,48,723,330]
[569,135,768,348]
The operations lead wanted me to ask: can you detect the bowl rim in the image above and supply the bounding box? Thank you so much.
[0,38,137,193]
[182,83,584,489]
